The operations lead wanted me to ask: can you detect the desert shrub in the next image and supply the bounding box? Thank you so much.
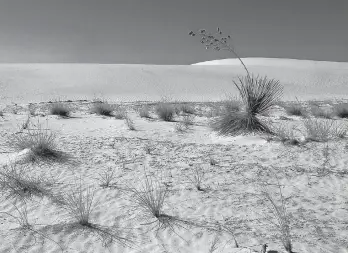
[90,101,115,116]
[284,103,306,116]
[180,103,195,114]
[155,102,175,121]
[49,102,71,117]
[333,103,348,118]
[114,107,127,119]
[212,75,282,136]
[139,106,151,118]
[0,110,4,117]
[174,122,189,133]
[303,118,347,142]
[310,105,332,119]
[125,116,136,130]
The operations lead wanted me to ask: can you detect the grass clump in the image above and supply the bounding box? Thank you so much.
[212,75,283,136]
[128,169,188,232]
[284,103,306,116]
[333,103,348,118]
[90,101,115,116]
[310,105,332,119]
[179,103,195,115]
[49,102,71,117]
[60,181,98,227]
[7,121,65,164]
[155,102,175,121]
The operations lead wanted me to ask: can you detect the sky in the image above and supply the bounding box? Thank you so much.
[0,0,347,64]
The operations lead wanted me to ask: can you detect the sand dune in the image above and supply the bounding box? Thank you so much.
[1,58,348,105]
[0,58,347,253]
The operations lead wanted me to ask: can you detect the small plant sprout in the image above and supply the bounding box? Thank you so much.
[0,201,31,228]
[256,169,294,253]
[188,164,207,191]
[209,156,218,166]
[96,167,118,188]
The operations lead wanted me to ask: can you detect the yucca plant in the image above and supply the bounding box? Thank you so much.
[190,28,283,136]
[212,75,283,136]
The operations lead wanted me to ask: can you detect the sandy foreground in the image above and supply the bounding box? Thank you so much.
[0,58,347,253]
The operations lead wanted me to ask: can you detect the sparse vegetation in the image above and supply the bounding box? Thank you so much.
[310,105,332,119]
[303,118,347,142]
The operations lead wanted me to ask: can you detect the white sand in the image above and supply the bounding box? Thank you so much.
[0,58,347,253]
